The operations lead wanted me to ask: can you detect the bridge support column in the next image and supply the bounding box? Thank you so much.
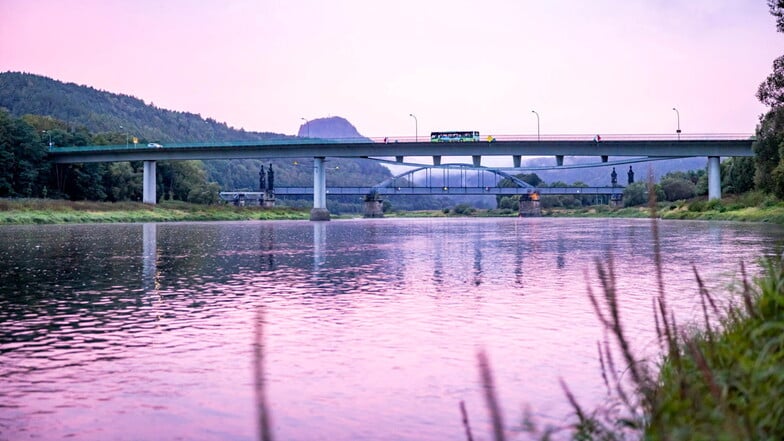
[310,156,330,221]
[519,193,541,217]
[472,155,481,167]
[556,155,564,166]
[363,193,384,218]
[143,160,157,204]
[433,155,441,166]
[708,156,721,200]
[513,155,521,168]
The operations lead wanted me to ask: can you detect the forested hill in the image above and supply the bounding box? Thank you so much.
[0,71,393,197]
[0,71,288,143]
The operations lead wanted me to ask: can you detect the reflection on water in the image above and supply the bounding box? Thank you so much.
[1,218,783,441]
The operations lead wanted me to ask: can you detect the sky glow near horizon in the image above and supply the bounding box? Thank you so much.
[1,0,782,139]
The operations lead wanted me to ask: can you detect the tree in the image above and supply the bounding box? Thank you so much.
[757,55,784,108]
[721,157,755,194]
[769,0,784,33]
[623,182,665,207]
[754,1,784,196]
[763,0,784,106]
[0,110,50,197]
[753,107,784,194]
[105,162,142,201]
[660,177,696,201]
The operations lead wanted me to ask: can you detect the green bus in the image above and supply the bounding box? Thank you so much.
[430,131,480,142]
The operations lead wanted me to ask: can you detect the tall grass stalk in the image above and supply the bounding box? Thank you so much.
[470,170,784,440]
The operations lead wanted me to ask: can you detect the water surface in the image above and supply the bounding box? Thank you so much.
[1,218,782,440]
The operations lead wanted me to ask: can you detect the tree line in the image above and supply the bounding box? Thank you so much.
[0,110,221,203]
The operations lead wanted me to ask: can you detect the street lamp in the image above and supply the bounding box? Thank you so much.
[119,125,129,147]
[42,130,52,147]
[672,107,681,140]
[409,113,418,142]
[531,110,540,141]
[300,117,309,138]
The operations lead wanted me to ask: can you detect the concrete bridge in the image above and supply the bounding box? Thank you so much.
[48,134,754,220]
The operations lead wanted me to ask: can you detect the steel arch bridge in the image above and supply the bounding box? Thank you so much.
[260,163,624,198]
[372,164,534,192]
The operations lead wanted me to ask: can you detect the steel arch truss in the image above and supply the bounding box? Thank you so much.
[372,164,534,192]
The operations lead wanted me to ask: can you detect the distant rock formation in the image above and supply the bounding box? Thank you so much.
[298,116,368,140]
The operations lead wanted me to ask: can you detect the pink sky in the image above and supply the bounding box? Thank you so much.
[1,0,782,138]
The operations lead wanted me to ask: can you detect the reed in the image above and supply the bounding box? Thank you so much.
[468,171,784,440]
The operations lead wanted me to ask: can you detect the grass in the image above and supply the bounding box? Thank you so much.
[544,192,784,224]
[0,198,311,224]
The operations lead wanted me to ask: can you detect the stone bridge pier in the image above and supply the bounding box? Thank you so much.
[518,193,541,217]
[363,192,384,218]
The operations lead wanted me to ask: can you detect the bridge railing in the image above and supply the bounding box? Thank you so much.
[266,186,625,196]
[49,133,755,152]
[366,133,754,143]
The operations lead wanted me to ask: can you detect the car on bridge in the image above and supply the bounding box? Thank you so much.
[147,143,162,148]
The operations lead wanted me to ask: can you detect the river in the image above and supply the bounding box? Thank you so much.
[1,218,782,440]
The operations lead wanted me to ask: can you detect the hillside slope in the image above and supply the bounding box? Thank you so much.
[0,72,392,191]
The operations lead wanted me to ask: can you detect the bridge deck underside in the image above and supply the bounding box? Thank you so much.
[49,139,753,163]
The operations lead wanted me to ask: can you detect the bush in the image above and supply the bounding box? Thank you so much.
[705,199,723,211]
[453,203,474,215]
[688,200,707,212]
[660,177,696,201]
[623,182,648,206]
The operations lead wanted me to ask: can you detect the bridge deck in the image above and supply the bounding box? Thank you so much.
[223,186,625,197]
[48,138,754,163]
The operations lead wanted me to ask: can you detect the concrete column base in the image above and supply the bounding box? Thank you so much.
[519,200,541,217]
[261,192,276,208]
[310,208,331,221]
[363,200,384,218]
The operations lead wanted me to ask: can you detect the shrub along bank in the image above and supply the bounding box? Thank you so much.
[0,199,309,224]
[544,192,784,224]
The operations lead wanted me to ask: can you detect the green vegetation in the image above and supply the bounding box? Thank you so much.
[0,72,394,207]
[543,192,784,224]
[0,199,309,224]
[646,257,784,440]
[470,253,784,441]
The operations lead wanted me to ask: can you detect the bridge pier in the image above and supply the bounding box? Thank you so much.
[708,156,721,200]
[310,156,330,221]
[518,193,541,217]
[143,160,157,204]
[513,155,521,168]
[363,193,384,218]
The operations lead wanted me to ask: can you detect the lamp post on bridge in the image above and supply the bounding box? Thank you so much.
[531,110,540,141]
[119,125,129,148]
[672,107,681,140]
[42,130,52,147]
[409,113,418,142]
[300,117,310,138]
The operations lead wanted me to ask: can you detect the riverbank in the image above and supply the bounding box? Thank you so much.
[544,193,784,224]
[3,193,784,225]
[0,199,311,224]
